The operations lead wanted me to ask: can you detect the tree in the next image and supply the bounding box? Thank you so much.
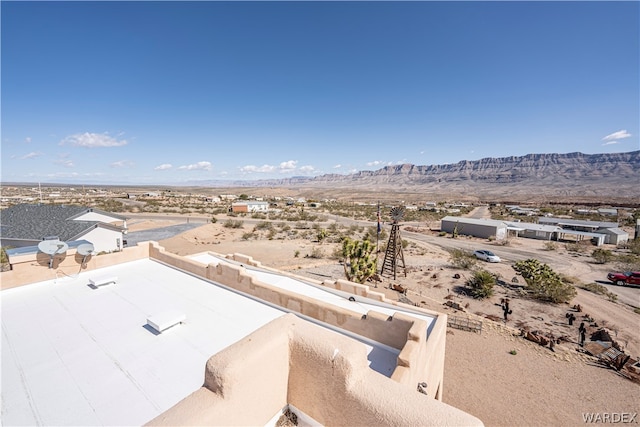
[341,237,377,284]
[449,248,476,270]
[513,259,577,303]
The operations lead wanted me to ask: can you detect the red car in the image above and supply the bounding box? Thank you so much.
[607,271,640,286]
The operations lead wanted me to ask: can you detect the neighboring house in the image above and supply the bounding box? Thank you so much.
[597,208,618,217]
[1,204,127,253]
[537,217,624,246]
[231,201,269,213]
[503,221,560,241]
[538,217,618,232]
[440,216,508,240]
[600,228,629,246]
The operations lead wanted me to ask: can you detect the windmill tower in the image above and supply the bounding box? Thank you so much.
[380,206,406,280]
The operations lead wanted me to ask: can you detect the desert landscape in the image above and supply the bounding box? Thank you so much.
[125,208,640,427]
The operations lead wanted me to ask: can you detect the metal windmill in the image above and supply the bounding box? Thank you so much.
[380,206,406,279]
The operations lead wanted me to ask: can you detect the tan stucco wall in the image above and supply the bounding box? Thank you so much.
[1,242,150,290]
[148,247,448,398]
[148,314,483,427]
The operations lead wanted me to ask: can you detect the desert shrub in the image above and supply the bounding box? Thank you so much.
[210,216,217,224]
[513,259,577,304]
[614,253,640,272]
[629,238,640,255]
[308,247,324,259]
[580,283,618,302]
[449,248,477,270]
[254,221,273,231]
[223,219,244,229]
[542,241,557,251]
[466,270,496,299]
[1,247,10,272]
[591,248,613,264]
[565,241,590,253]
[294,250,300,258]
[277,223,291,232]
[317,228,327,243]
[251,212,267,219]
[241,232,255,240]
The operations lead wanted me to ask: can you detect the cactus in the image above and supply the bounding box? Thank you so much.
[341,237,377,284]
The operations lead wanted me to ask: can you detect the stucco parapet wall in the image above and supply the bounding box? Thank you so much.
[148,314,483,427]
[1,241,150,290]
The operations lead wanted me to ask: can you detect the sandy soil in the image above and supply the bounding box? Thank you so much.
[131,216,639,426]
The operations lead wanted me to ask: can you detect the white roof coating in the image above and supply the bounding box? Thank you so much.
[189,253,436,334]
[1,259,286,426]
[1,255,415,426]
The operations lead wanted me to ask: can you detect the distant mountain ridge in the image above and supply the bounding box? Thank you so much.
[201,151,640,200]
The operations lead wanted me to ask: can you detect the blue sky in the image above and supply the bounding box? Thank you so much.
[2,1,639,185]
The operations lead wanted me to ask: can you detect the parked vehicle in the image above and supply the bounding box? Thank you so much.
[473,250,501,263]
[606,271,640,286]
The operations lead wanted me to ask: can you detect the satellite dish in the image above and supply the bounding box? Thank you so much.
[77,243,95,266]
[77,243,95,256]
[38,240,68,268]
[38,240,68,255]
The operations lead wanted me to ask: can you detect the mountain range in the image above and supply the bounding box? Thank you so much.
[199,151,639,202]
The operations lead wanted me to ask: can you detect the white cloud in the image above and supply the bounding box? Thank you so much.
[333,164,342,169]
[347,168,358,174]
[240,164,276,173]
[178,161,212,171]
[110,160,134,168]
[366,160,382,167]
[59,132,128,147]
[602,130,631,142]
[54,159,74,168]
[20,151,44,160]
[240,160,302,174]
[154,163,173,170]
[299,165,315,173]
[602,140,620,146]
[279,160,297,171]
[25,137,32,144]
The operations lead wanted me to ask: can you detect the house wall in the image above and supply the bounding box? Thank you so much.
[601,230,629,245]
[231,202,269,213]
[79,226,124,253]
[147,314,482,427]
[231,204,248,213]
[520,229,555,241]
[441,219,506,240]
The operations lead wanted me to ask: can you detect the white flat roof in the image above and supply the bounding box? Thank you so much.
[2,255,412,426]
[1,259,286,426]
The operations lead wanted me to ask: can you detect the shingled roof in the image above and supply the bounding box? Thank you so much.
[0,204,125,242]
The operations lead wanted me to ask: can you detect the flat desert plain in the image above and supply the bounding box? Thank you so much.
[127,213,640,427]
